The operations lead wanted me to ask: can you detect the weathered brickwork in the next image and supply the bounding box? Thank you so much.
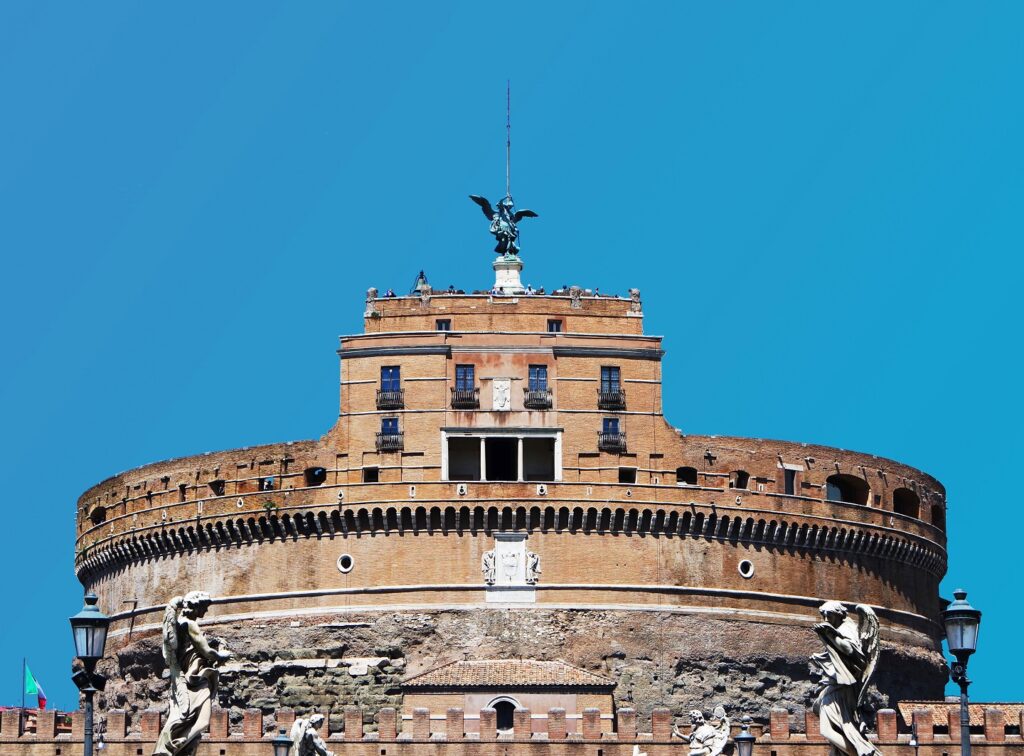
[73,287,950,728]
[4,704,1024,756]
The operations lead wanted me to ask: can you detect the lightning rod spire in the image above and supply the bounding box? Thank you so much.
[505,80,511,199]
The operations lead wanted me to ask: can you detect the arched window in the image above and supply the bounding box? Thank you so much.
[931,504,946,532]
[90,506,107,526]
[825,474,869,505]
[730,470,750,490]
[304,467,328,487]
[490,699,519,733]
[676,466,698,486]
[892,488,920,519]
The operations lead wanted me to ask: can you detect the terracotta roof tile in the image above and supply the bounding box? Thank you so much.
[402,659,614,689]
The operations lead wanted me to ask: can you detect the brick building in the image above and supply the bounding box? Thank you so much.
[58,254,964,749]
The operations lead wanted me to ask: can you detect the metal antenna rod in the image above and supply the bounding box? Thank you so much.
[505,80,511,198]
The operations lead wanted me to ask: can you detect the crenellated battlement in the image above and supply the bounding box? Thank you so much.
[3,704,1024,756]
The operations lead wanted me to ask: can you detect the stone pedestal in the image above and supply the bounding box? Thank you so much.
[492,255,525,294]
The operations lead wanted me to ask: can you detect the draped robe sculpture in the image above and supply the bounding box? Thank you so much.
[152,592,232,756]
[673,707,730,756]
[810,601,881,756]
[290,714,335,756]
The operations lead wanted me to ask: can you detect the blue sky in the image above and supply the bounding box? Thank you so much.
[1,2,1021,709]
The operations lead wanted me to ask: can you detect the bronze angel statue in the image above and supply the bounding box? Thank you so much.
[810,601,881,756]
[469,194,538,257]
[152,592,232,756]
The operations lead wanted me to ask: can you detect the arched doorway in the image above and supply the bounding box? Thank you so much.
[489,697,520,733]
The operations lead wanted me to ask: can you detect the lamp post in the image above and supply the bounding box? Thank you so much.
[734,716,756,756]
[69,594,111,756]
[272,727,293,756]
[942,589,982,756]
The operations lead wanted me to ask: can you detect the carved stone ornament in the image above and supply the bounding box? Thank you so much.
[672,706,730,756]
[481,549,497,585]
[810,601,882,756]
[291,714,335,756]
[364,287,379,318]
[629,288,642,312]
[152,591,232,756]
[492,378,511,411]
[525,551,541,584]
[569,286,582,309]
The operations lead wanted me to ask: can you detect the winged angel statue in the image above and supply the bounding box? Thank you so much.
[810,601,882,756]
[152,592,232,756]
[469,194,538,257]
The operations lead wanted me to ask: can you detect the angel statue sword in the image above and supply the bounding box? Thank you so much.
[469,194,538,258]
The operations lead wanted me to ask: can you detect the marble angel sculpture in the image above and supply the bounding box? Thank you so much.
[290,713,335,756]
[673,707,730,756]
[152,591,232,756]
[810,601,882,756]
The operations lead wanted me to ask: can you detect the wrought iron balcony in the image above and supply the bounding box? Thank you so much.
[597,388,626,410]
[598,431,627,453]
[375,432,404,452]
[523,387,553,410]
[376,388,404,410]
[450,387,480,409]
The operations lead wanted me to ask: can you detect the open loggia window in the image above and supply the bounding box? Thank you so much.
[445,434,558,482]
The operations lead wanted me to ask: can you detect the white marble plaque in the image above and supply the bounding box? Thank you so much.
[485,533,535,603]
[492,378,511,411]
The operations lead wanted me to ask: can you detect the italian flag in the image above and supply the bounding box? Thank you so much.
[24,665,46,710]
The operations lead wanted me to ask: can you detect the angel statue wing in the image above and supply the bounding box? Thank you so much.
[513,209,538,222]
[290,719,309,755]
[854,604,880,709]
[160,596,189,710]
[469,195,496,219]
[708,706,730,756]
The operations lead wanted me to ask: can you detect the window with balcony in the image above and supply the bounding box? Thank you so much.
[524,364,552,409]
[599,417,626,452]
[451,364,479,408]
[377,417,403,452]
[598,366,625,409]
[377,366,404,409]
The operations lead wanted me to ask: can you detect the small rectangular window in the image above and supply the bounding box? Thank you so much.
[436,319,451,331]
[618,467,637,484]
[455,364,475,390]
[362,466,379,483]
[547,319,563,333]
[600,366,621,393]
[784,468,796,495]
[528,365,548,391]
[380,366,401,391]
[602,417,620,435]
[381,417,399,434]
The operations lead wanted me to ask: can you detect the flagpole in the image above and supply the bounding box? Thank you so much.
[21,658,25,710]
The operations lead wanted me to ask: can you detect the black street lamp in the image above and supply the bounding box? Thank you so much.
[69,594,111,756]
[942,589,982,756]
[734,716,756,756]
[272,727,293,756]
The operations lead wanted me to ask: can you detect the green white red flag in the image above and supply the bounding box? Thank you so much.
[24,665,46,710]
